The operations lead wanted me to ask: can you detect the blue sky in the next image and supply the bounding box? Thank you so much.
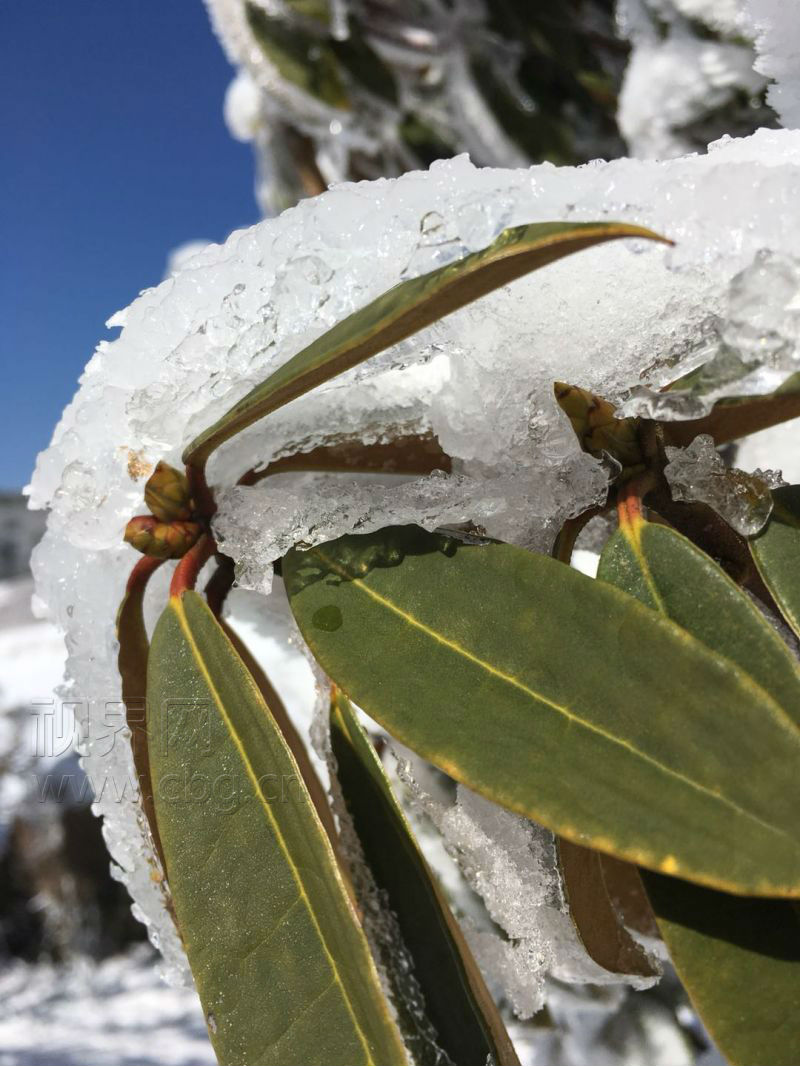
[1,1,259,489]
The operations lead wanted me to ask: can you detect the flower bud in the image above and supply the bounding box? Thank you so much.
[144,461,193,522]
[124,515,202,559]
[555,381,644,471]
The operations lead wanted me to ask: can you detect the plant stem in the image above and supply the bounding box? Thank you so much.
[616,471,657,529]
[170,534,214,598]
[118,554,167,874]
[185,461,216,521]
[237,433,451,487]
[204,557,236,618]
[552,505,605,564]
[125,552,164,597]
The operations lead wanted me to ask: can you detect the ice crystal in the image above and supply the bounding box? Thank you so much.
[393,754,659,1023]
[664,433,784,535]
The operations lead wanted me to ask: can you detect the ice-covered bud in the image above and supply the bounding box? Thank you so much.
[144,461,193,522]
[555,382,644,472]
[124,515,202,559]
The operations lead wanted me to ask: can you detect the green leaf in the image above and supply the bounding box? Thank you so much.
[282,0,331,25]
[643,875,800,1066]
[221,616,340,850]
[330,689,519,1066]
[330,25,398,104]
[184,220,668,469]
[598,511,800,1066]
[283,525,800,896]
[596,515,800,722]
[245,3,350,110]
[148,590,406,1066]
[750,484,800,639]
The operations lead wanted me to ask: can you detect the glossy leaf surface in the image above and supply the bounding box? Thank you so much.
[750,484,800,639]
[597,516,800,721]
[148,591,405,1066]
[599,513,800,1066]
[184,221,667,468]
[331,690,519,1066]
[246,2,349,109]
[284,525,800,895]
[221,616,339,849]
[644,876,800,1066]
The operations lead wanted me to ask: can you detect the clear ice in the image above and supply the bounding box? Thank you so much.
[393,754,659,1020]
[664,433,784,536]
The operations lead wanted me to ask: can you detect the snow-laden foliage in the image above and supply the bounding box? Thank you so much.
[27,123,800,992]
[616,0,771,159]
[25,8,800,1050]
[617,0,800,160]
[209,0,626,214]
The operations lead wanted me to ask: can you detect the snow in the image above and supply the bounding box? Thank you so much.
[0,618,65,717]
[0,578,69,839]
[393,759,659,1020]
[616,0,768,160]
[23,0,800,1041]
[0,947,214,1066]
[164,241,214,278]
[743,0,800,129]
[617,0,800,161]
[223,69,261,144]
[205,0,535,214]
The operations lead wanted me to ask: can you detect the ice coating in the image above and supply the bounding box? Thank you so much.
[617,0,768,160]
[618,247,800,420]
[664,434,784,535]
[743,0,800,129]
[617,0,800,164]
[393,756,659,1020]
[205,0,623,215]
[28,129,800,984]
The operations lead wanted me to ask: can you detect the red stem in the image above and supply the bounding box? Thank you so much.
[617,472,657,528]
[125,553,164,597]
[186,462,216,521]
[204,558,236,618]
[170,534,214,598]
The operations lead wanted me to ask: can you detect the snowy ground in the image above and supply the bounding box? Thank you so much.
[0,946,214,1066]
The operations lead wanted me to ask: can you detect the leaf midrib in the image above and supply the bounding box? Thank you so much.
[185,222,666,465]
[313,547,796,852]
[620,516,667,613]
[618,521,800,736]
[171,595,378,1066]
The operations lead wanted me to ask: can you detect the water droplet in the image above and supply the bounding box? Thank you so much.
[206,1012,218,1034]
[312,605,343,632]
